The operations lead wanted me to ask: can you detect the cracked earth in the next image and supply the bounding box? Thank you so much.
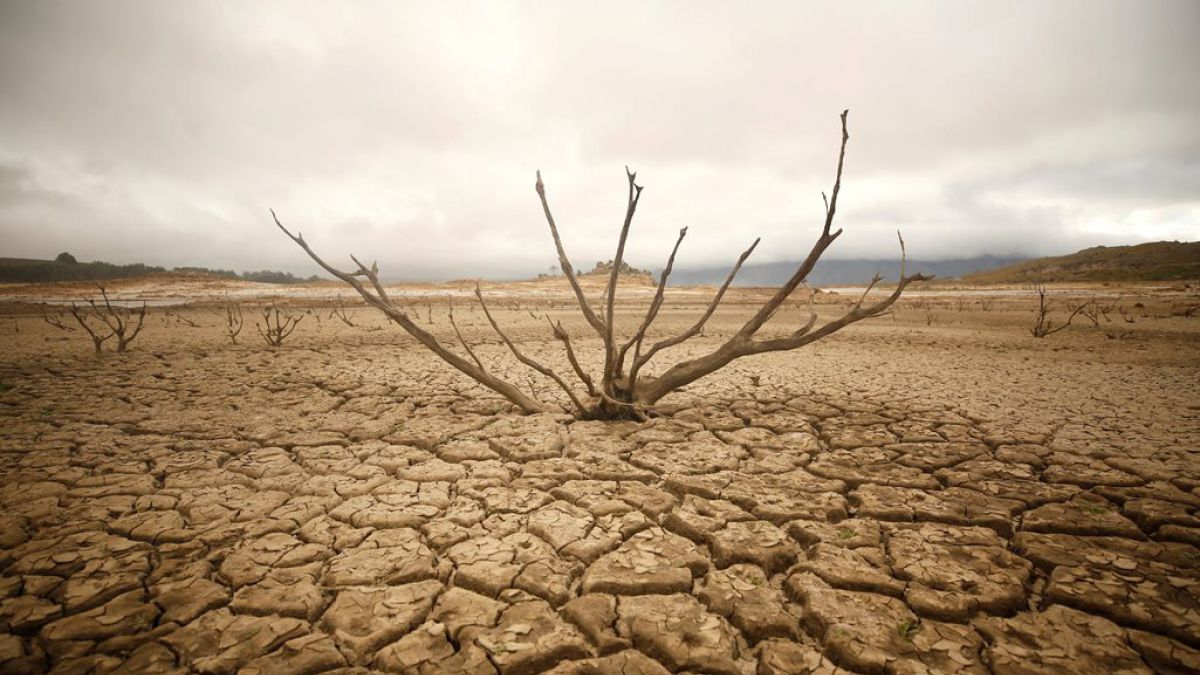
[0,286,1198,674]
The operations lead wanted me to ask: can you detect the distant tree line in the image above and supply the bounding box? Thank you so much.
[172,266,320,283]
[238,270,321,284]
[0,253,320,284]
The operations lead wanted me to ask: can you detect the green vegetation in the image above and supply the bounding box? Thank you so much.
[897,619,921,640]
[0,255,320,284]
[960,241,1200,284]
[0,257,167,283]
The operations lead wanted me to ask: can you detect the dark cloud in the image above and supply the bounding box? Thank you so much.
[0,1,1197,279]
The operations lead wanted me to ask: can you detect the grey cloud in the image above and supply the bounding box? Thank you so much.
[0,1,1197,279]
[989,158,1200,206]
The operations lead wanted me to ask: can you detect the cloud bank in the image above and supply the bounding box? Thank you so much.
[1,1,1197,280]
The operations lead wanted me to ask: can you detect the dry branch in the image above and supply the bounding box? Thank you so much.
[165,309,199,328]
[272,210,548,414]
[536,171,606,337]
[1030,284,1084,338]
[90,286,146,352]
[447,299,486,372]
[255,303,303,347]
[629,237,760,389]
[329,299,357,327]
[549,317,597,397]
[69,303,114,354]
[59,286,146,353]
[474,285,586,414]
[223,304,244,344]
[42,310,76,333]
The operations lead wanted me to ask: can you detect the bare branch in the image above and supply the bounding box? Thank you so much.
[59,286,147,353]
[42,310,76,332]
[601,167,644,394]
[165,309,199,328]
[636,227,932,404]
[1030,283,1084,337]
[223,304,244,344]
[749,231,928,350]
[549,317,597,397]
[1067,299,1101,328]
[119,303,147,351]
[619,226,686,393]
[448,298,486,372]
[272,209,549,414]
[535,172,606,337]
[633,236,760,376]
[350,254,395,306]
[69,302,114,353]
[329,298,357,327]
[474,285,584,414]
[854,275,882,311]
[618,227,686,368]
[256,303,303,346]
[738,110,850,337]
[89,286,122,335]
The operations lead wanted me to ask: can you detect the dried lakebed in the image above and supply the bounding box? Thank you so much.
[0,304,1198,674]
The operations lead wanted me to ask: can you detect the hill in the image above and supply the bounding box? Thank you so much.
[959,241,1200,284]
[667,255,1025,287]
[0,256,321,285]
[0,257,167,283]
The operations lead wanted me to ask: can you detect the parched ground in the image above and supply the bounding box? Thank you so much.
[0,280,1198,674]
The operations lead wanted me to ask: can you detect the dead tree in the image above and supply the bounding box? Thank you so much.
[1030,283,1084,338]
[223,304,244,344]
[96,287,146,352]
[68,303,114,353]
[255,303,303,347]
[329,298,357,327]
[273,111,931,419]
[62,286,147,353]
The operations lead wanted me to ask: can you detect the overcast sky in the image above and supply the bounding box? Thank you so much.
[1,1,1197,280]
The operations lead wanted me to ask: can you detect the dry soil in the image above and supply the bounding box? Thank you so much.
[0,278,1197,674]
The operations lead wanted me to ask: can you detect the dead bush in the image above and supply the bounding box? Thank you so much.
[255,303,303,347]
[1030,283,1083,338]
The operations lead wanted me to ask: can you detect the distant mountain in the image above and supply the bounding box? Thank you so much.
[667,255,1026,287]
[959,241,1200,283]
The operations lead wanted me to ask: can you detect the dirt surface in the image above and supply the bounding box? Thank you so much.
[0,278,1198,674]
